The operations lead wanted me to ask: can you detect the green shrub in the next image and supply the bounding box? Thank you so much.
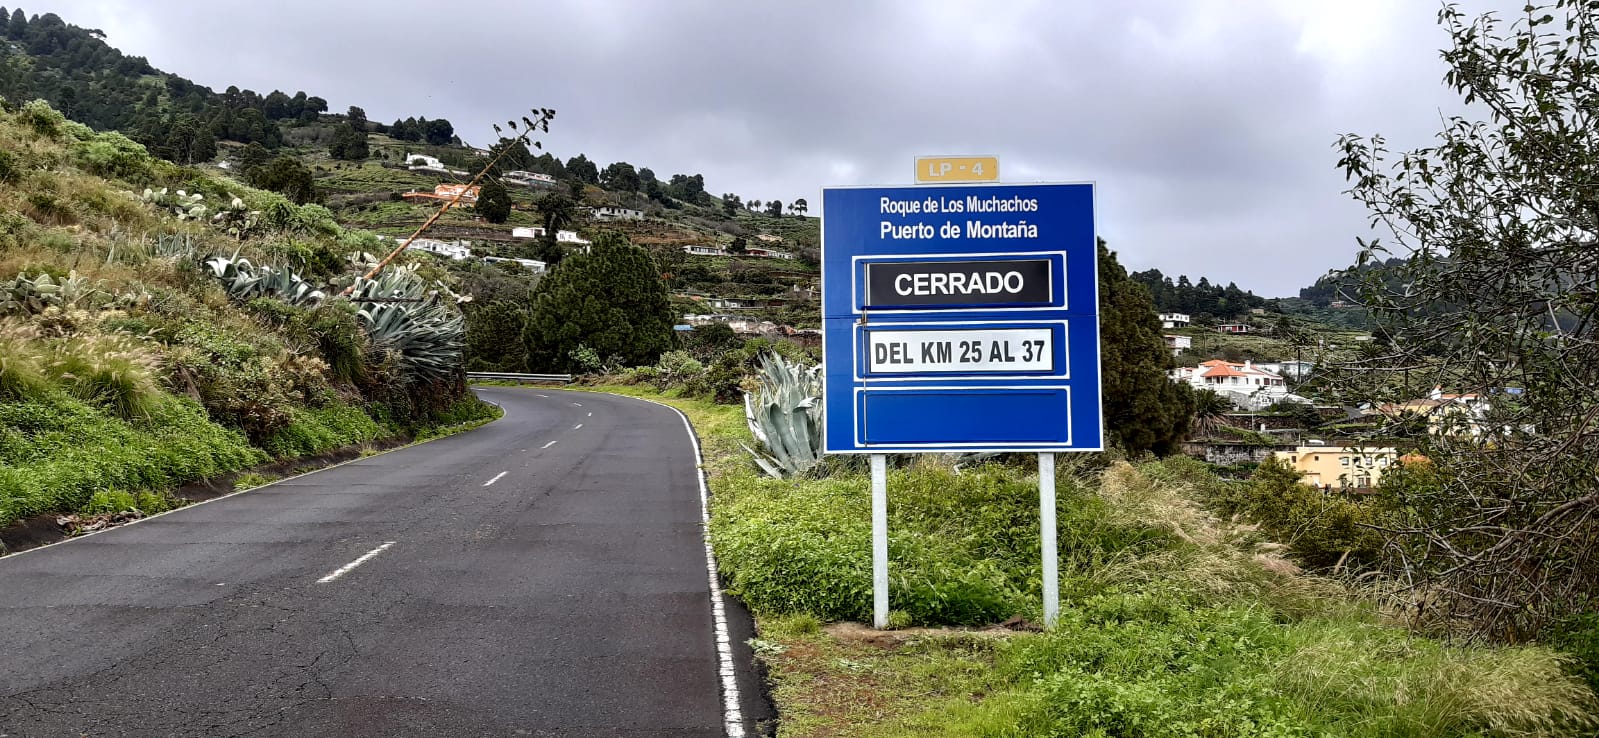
[74,131,157,183]
[1552,612,1599,694]
[261,404,383,459]
[0,148,19,184]
[19,99,65,138]
[0,392,263,527]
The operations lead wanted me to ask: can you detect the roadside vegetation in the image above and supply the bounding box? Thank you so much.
[583,384,1596,736]
[0,100,494,540]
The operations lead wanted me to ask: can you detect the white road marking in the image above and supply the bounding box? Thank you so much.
[541,440,558,449]
[537,394,549,398]
[571,402,583,407]
[615,394,747,736]
[573,424,583,430]
[317,542,395,584]
[587,412,592,417]
[483,471,508,487]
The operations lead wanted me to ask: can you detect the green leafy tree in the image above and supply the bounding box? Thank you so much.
[523,232,675,372]
[1098,238,1194,455]
[465,301,529,372]
[236,141,271,172]
[537,191,577,234]
[565,153,598,184]
[475,179,512,224]
[248,155,318,204]
[766,199,783,218]
[600,161,640,192]
[328,123,368,161]
[729,236,748,254]
[1333,0,1599,639]
[791,197,808,216]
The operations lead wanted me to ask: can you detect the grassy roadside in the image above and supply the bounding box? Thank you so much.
[578,385,1598,737]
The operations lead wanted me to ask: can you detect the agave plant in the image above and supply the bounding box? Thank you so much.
[742,353,825,479]
[348,266,465,382]
[203,255,325,306]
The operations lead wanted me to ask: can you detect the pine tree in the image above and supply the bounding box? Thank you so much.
[1097,238,1194,455]
[475,179,512,224]
[523,232,675,372]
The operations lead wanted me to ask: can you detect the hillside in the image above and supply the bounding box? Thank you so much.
[0,8,822,349]
[0,100,493,543]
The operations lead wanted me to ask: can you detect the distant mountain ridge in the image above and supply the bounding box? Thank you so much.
[0,6,452,161]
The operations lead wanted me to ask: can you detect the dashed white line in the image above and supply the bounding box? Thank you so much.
[483,471,508,487]
[537,394,550,398]
[541,440,558,449]
[571,402,583,407]
[317,542,395,584]
[587,412,592,417]
[573,423,583,430]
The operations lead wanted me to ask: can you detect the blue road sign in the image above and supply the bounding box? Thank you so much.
[821,183,1102,453]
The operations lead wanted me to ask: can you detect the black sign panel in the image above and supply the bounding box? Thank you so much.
[865,259,1052,308]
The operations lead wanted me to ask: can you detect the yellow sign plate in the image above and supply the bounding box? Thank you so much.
[915,156,999,183]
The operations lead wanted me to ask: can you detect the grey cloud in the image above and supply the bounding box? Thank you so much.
[40,0,1483,295]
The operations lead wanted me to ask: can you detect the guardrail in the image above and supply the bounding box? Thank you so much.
[466,372,573,384]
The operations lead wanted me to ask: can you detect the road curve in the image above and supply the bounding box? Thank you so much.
[0,387,768,737]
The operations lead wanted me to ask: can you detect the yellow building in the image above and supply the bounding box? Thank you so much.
[1274,444,1399,490]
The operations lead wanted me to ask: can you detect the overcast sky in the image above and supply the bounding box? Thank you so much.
[30,0,1487,296]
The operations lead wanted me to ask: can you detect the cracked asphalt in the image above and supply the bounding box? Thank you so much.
[0,387,768,737]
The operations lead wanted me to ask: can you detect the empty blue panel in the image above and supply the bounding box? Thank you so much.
[859,389,1071,445]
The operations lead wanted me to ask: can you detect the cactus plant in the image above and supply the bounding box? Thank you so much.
[212,196,262,240]
[0,271,105,316]
[140,187,208,221]
[742,353,826,478]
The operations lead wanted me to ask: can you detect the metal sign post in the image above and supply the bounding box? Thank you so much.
[871,454,889,628]
[1039,452,1058,626]
[822,176,1100,630]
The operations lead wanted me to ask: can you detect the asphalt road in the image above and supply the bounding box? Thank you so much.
[0,387,768,737]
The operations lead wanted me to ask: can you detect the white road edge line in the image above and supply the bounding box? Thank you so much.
[605,393,746,737]
[541,440,558,449]
[316,542,395,584]
[483,471,508,487]
[0,396,506,564]
[573,424,583,430]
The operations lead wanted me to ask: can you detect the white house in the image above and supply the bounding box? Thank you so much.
[503,170,557,188]
[402,238,472,261]
[1164,334,1192,356]
[684,244,728,257]
[405,153,446,171]
[591,206,644,221]
[1170,359,1288,409]
[745,246,794,260]
[1160,312,1190,328]
[481,256,546,274]
[509,227,587,245]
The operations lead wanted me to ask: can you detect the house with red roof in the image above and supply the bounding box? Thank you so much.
[1170,359,1289,407]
